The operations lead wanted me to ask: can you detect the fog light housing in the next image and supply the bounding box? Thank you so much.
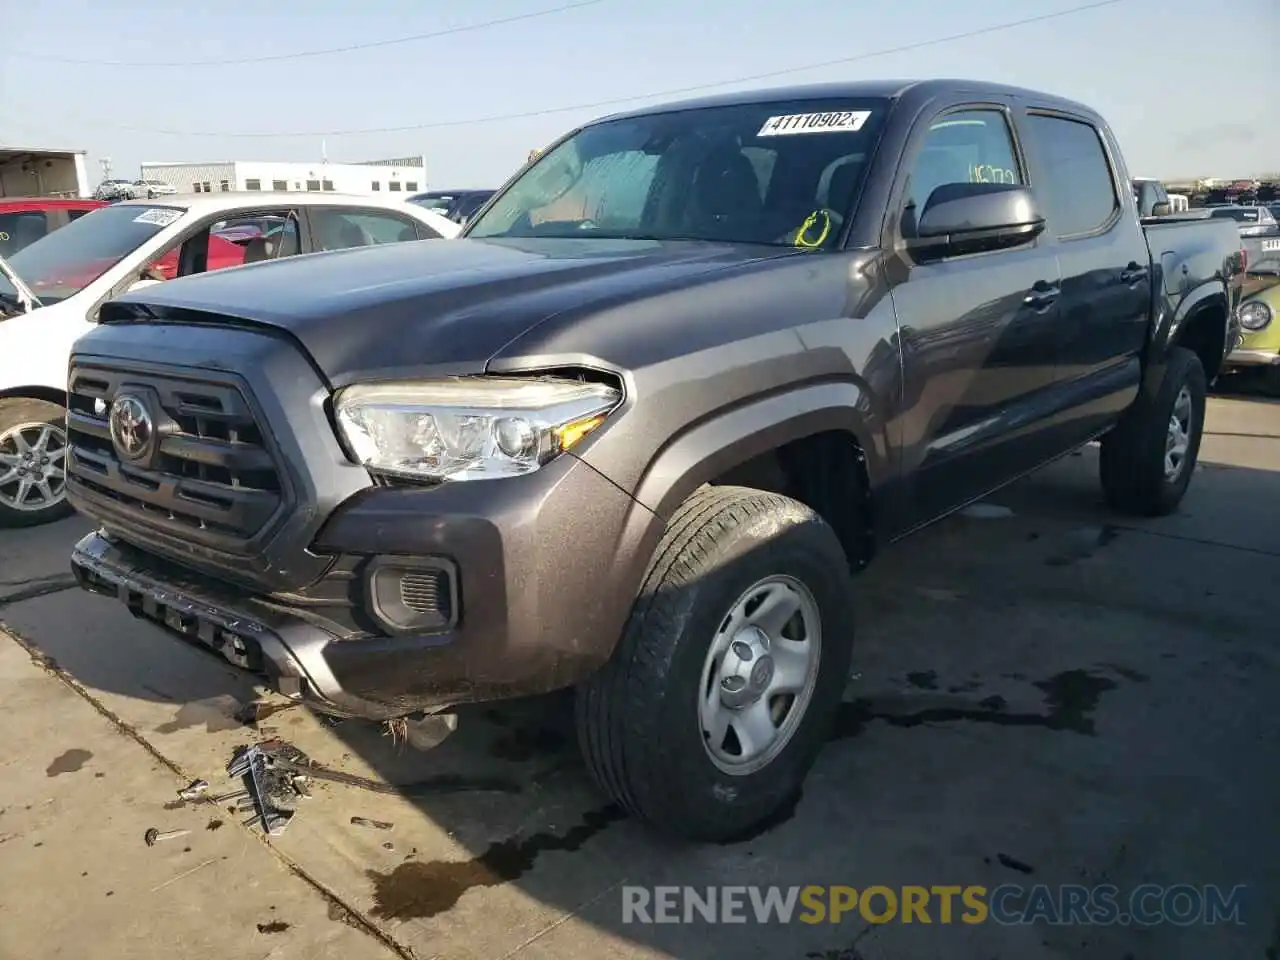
[365,557,458,635]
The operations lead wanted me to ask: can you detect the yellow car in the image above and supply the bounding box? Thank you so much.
[1226,272,1280,392]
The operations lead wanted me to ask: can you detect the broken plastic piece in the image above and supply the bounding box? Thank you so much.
[226,744,305,837]
[144,827,190,847]
[177,779,209,801]
[350,816,394,831]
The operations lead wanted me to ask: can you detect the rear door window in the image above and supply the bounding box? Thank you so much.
[1025,114,1120,237]
[310,209,429,248]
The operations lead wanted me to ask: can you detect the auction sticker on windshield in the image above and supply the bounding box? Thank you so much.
[757,111,872,137]
[132,208,183,227]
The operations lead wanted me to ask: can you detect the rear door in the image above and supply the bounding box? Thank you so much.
[885,99,1065,523]
[1018,109,1152,445]
[305,206,443,251]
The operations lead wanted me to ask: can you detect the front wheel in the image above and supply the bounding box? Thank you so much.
[0,398,73,528]
[575,485,856,842]
[1099,346,1206,517]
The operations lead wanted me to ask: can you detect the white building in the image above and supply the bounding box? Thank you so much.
[139,156,426,197]
[0,145,90,197]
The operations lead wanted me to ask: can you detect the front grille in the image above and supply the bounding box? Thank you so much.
[66,364,286,548]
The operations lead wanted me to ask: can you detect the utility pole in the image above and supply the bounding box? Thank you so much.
[100,157,112,180]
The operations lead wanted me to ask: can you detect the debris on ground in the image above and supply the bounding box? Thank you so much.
[225,742,313,837]
[350,816,394,831]
[177,778,209,801]
[144,827,190,847]
[232,700,297,727]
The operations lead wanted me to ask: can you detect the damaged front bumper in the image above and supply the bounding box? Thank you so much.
[69,448,649,720]
[71,531,409,720]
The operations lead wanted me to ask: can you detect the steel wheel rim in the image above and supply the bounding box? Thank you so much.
[698,574,823,776]
[0,421,68,512]
[1164,385,1193,482]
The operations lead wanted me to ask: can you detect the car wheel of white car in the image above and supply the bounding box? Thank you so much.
[0,398,74,528]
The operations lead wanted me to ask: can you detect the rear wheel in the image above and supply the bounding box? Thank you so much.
[0,398,73,528]
[575,485,856,842]
[1099,347,1206,517]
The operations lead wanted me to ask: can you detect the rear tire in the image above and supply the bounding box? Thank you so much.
[575,485,856,843]
[1099,346,1206,517]
[0,398,73,529]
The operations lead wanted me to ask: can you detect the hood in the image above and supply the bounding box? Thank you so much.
[102,237,796,381]
[0,251,41,314]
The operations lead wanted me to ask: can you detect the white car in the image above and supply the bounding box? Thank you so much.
[130,179,179,199]
[0,192,459,527]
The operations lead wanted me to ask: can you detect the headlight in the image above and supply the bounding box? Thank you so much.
[1237,300,1274,332]
[333,376,621,482]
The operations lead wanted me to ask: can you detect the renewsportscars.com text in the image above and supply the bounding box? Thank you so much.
[621,884,1247,926]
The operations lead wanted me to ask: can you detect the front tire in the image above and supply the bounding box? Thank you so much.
[0,398,73,528]
[1099,346,1206,517]
[575,485,856,843]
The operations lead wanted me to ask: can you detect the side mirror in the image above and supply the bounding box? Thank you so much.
[1151,200,1172,217]
[913,183,1045,256]
[126,278,163,294]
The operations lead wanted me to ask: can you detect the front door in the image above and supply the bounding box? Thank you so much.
[143,208,303,281]
[886,103,1065,525]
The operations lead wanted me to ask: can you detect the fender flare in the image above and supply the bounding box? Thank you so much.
[0,385,68,408]
[1146,282,1229,393]
[630,379,881,522]
[1168,282,1228,352]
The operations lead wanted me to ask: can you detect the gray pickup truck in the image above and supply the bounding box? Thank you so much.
[66,79,1244,842]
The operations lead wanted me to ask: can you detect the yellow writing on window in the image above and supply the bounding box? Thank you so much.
[969,165,1017,184]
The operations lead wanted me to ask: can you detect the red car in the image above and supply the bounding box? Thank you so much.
[0,197,108,257]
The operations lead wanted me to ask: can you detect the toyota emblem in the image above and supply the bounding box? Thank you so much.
[109,394,155,461]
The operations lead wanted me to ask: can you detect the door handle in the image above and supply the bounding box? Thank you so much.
[1120,263,1149,285]
[1024,281,1060,310]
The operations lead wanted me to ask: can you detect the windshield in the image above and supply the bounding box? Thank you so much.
[467,97,889,248]
[0,204,184,307]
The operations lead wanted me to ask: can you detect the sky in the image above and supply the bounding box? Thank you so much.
[2,0,1275,189]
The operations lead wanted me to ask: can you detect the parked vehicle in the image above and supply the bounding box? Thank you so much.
[66,80,1245,842]
[407,189,496,225]
[129,179,179,200]
[1206,205,1279,237]
[93,180,135,201]
[0,192,458,527]
[1221,259,1280,391]
[1132,178,1189,216]
[0,198,108,257]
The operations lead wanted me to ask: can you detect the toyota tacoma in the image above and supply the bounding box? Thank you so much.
[67,79,1245,842]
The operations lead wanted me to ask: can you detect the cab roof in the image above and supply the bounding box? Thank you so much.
[598,78,1096,123]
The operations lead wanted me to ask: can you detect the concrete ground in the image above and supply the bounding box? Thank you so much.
[1,392,1277,960]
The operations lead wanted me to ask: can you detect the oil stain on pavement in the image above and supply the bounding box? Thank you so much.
[366,805,625,920]
[831,668,1122,739]
[155,699,244,735]
[46,748,92,776]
